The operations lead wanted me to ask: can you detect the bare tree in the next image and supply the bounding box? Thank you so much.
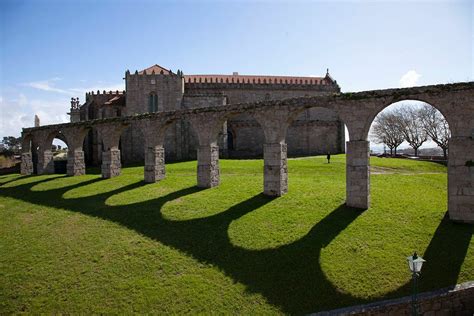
[370,110,405,156]
[418,104,450,159]
[394,106,427,157]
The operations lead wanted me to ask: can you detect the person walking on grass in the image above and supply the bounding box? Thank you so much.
[327,152,331,164]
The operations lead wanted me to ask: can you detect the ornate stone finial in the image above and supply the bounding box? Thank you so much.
[326,68,329,76]
[135,70,138,75]
[125,70,130,75]
[70,97,80,110]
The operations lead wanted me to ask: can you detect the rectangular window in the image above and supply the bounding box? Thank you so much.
[153,94,158,112]
[149,94,159,112]
[148,95,154,113]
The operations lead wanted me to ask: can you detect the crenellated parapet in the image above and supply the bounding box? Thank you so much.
[85,90,125,102]
[183,72,339,92]
[82,90,126,120]
[125,65,185,114]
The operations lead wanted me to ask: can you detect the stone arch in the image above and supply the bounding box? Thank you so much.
[364,98,455,218]
[251,106,299,196]
[119,123,145,164]
[141,117,180,183]
[289,105,346,156]
[35,129,70,175]
[187,112,233,188]
[61,126,91,176]
[95,123,130,178]
[362,97,455,141]
[44,130,69,151]
[226,111,266,158]
[21,133,35,153]
[366,99,451,156]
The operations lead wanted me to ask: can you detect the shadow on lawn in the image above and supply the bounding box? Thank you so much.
[1,175,472,314]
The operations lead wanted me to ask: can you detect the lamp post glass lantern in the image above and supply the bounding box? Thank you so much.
[407,252,426,274]
[407,252,426,316]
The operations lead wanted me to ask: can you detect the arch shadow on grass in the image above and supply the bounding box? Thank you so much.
[0,174,472,314]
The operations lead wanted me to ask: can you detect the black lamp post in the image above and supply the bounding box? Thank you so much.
[407,252,426,316]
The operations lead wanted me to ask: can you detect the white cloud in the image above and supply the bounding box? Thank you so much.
[1,79,125,137]
[0,94,69,137]
[23,77,124,97]
[399,70,422,88]
[24,77,73,95]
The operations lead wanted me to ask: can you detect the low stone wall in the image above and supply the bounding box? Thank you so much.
[0,162,20,175]
[313,281,474,315]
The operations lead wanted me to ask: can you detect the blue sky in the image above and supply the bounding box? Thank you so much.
[0,0,472,139]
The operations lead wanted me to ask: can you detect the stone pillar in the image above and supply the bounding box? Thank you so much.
[67,150,85,176]
[263,143,288,196]
[197,145,219,188]
[144,146,165,183]
[101,149,121,179]
[346,140,370,209]
[448,137,474,224]
[37,150,54,175]
[20,152,34,175]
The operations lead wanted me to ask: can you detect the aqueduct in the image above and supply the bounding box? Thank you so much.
[21,82,474,223]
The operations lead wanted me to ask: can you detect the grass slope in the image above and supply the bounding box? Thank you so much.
[0,155,472,314]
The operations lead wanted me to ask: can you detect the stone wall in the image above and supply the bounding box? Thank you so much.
[312,281,474,316]
[81,71,344,164]
[125,72,184,115]
[21,81,474,223]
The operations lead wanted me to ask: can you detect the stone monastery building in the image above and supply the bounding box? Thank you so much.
[76,64,344,164]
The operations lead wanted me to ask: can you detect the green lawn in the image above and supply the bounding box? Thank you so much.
[0,155,472,314]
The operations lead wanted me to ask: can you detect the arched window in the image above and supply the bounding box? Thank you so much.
[227,129,234,151]
[148,93,158,112]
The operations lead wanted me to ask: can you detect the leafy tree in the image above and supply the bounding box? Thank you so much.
[1,136,21,154]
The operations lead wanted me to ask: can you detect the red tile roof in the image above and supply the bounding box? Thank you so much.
[138,65,335,85]
[104,94,125,106]
[139,64,172,75]
[183,74,330,85]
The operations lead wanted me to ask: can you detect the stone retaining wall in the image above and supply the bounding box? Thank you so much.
[313,281,474,316]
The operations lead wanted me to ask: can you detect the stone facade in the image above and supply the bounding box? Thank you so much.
[66,150,85,176]
[144,146,165,183]
[79,65,343,164]
[20,152,34,175]
[263,143,288,196]
[346,141,370,209]
[101,149,121,179]
[21,81,474,224]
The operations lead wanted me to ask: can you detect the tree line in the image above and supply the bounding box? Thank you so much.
[370,104,450,158]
